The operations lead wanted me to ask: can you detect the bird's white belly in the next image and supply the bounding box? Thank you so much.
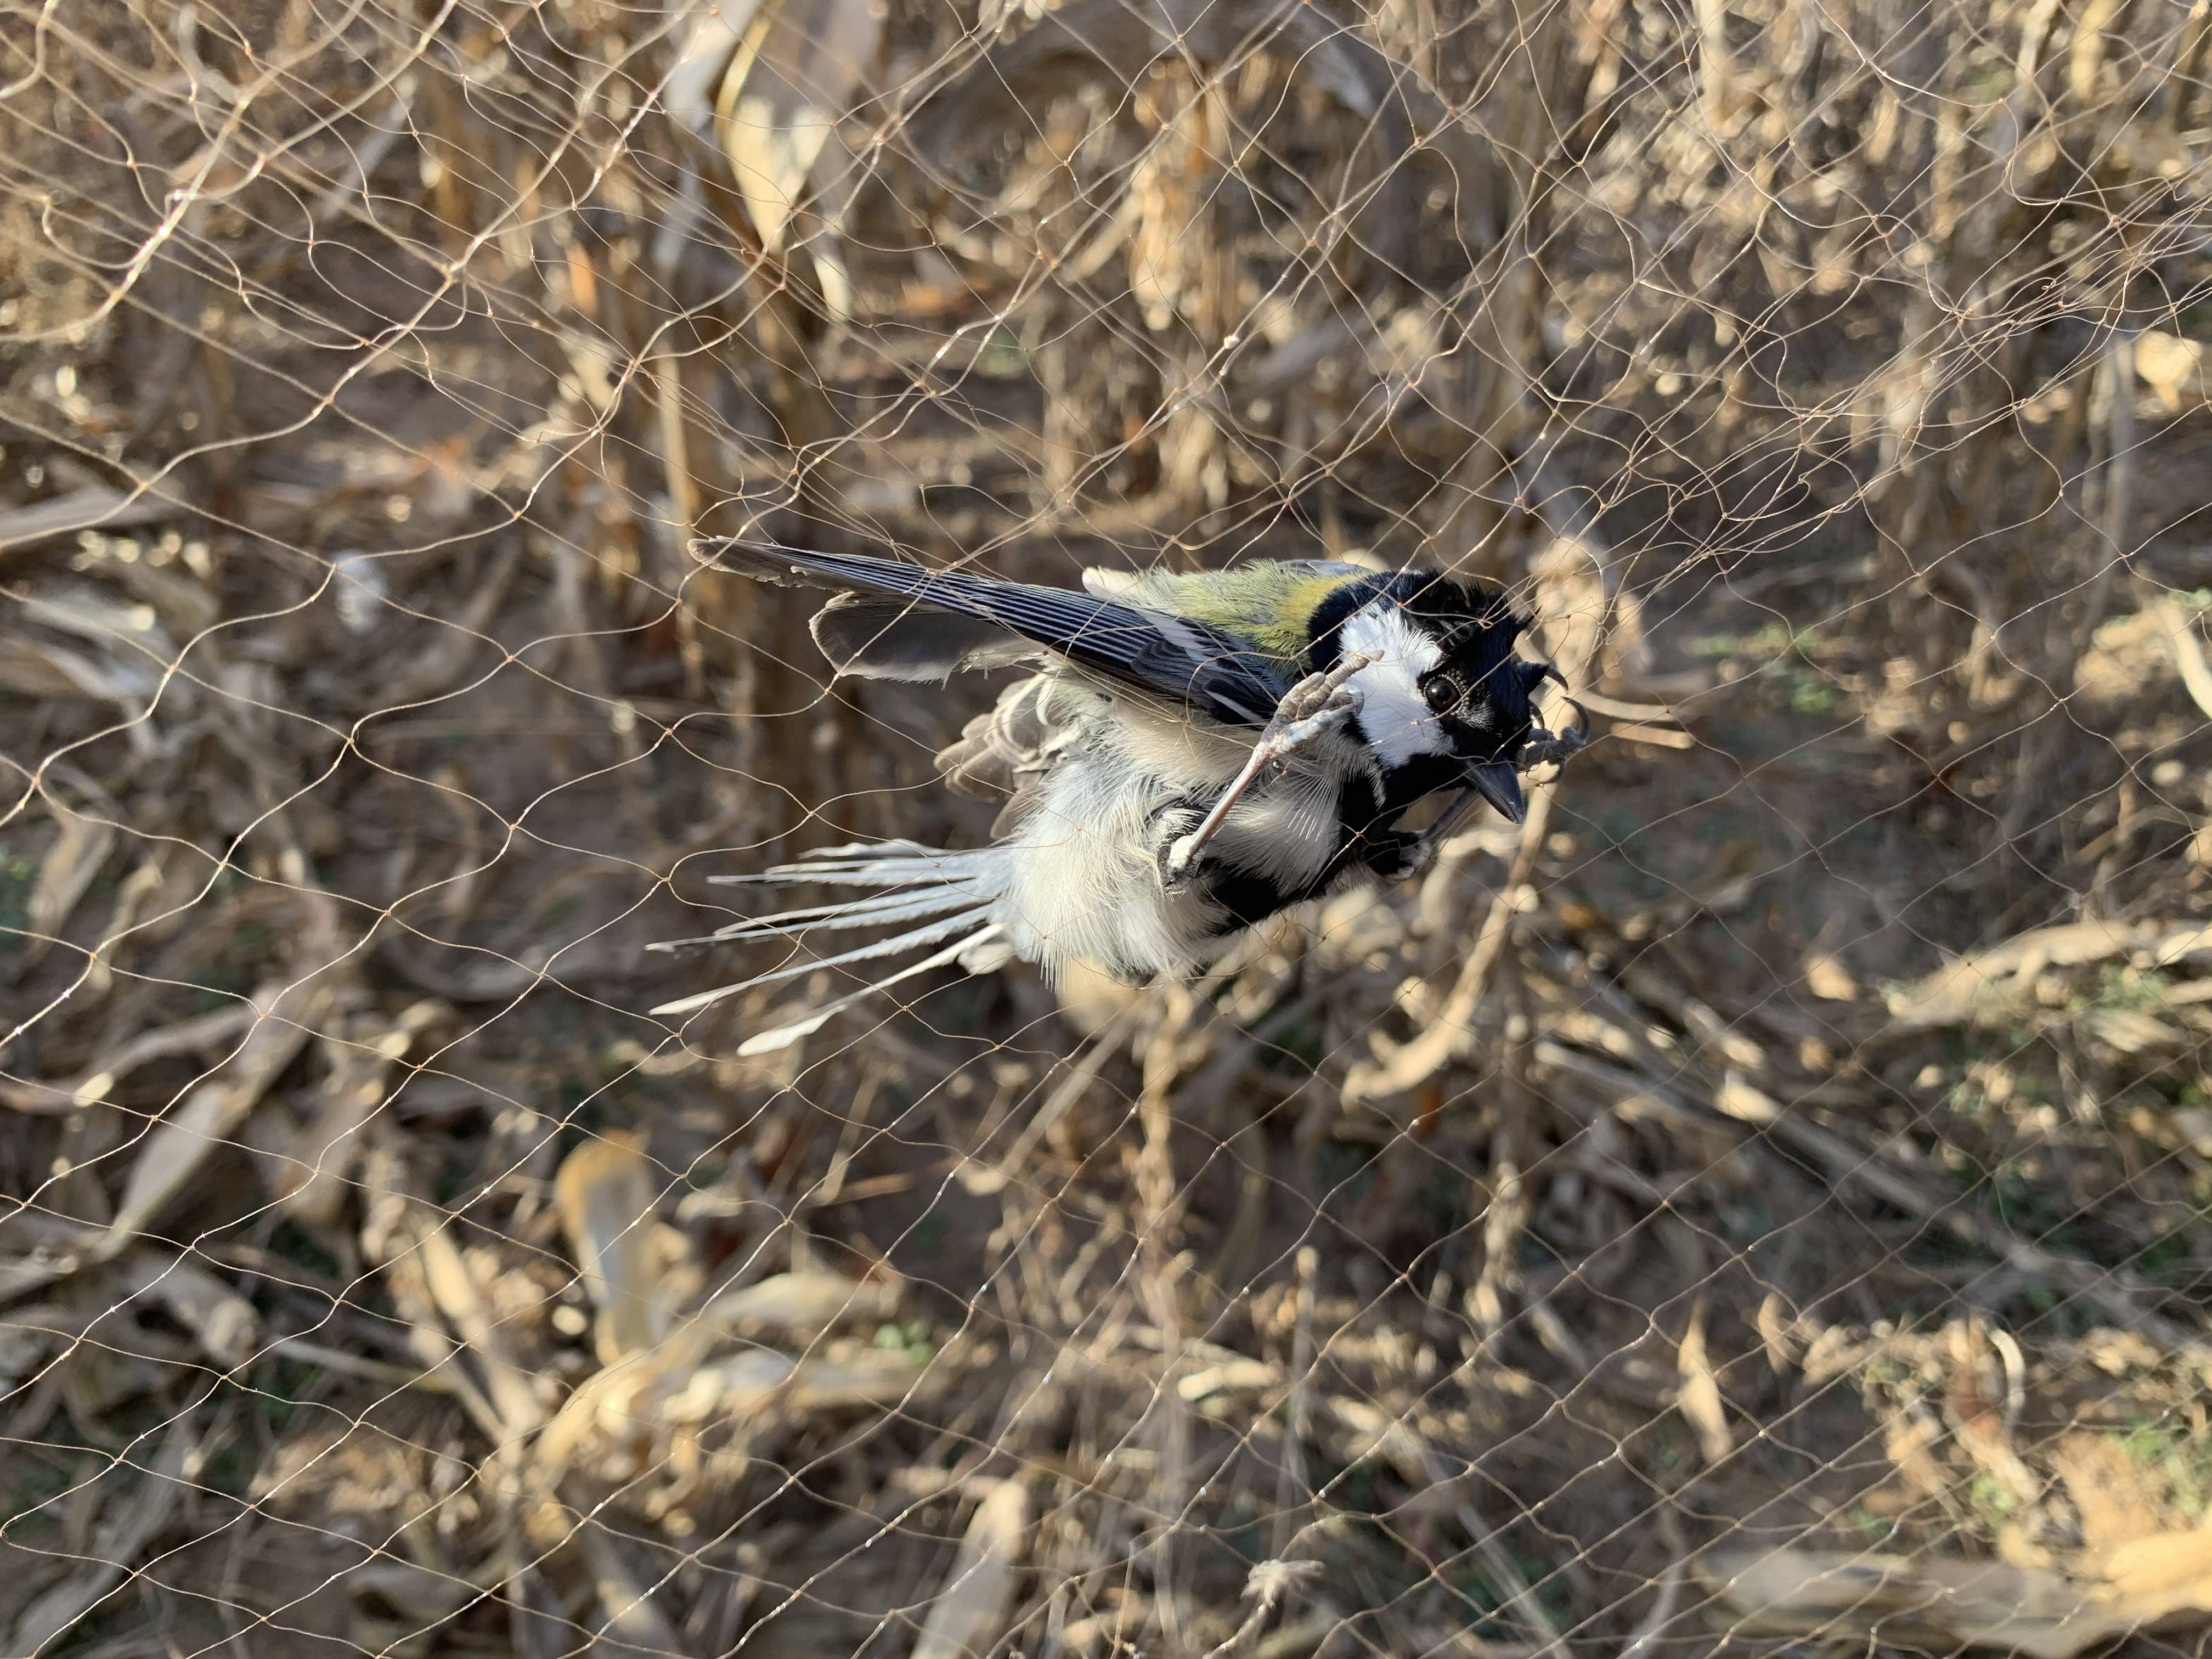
[998,731,1343,980]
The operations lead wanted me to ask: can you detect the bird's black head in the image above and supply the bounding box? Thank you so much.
[1310,569,1561,823]
[1398,575,1550,764]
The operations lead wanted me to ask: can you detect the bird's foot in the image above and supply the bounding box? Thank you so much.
[1266,652,1370,742]
[1158,658,1372,888]
[1515,667,1590,771]
[1364,830,1434,884]
[1516,693,1591,771]
[1152,803,1210,891]
[1229,661,1370,809]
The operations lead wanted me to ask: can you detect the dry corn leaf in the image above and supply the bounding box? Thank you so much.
[1701,1532,2212,1659]
[701,1269,896,1341]
[671,1345,924,1424]
[2084,1005,2183,1054]
[0,483,177,550]
[379,1252,505,1441]
[1804,952,1859,1001]
[2135,331,2209,413]
[532,1333,715,1485]
[1178,1357,1284,1403]
[0,1210,99,1305]
[0,634,130,702]
[414,1222,550,1437]
[120,1249,258,1369]
[714,0,877,256]
[21,582,177,662]
[911,1479,1032,1659]
[660,1347,804,1425]
[22,805,117,966]
[538,1334,925,1488]
[1675,1302,1734,1466]
[280,999,444,1225]
[554,1132,669,1365]
[107,552,219,636]
[1884,919,2194,1034]
[2,1002,260,1113]
[665,0,759,132]
[97,980,329,1260]
[579,1525,684,1655]
[7,1410,195,1654]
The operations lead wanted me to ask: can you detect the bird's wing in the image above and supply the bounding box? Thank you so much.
[700,540,1291,728]
[933,674,1096,837]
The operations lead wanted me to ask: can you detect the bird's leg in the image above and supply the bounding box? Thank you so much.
[1366,787,1486,882]
[1160,653,1372,886]
[1517,682,1590,771]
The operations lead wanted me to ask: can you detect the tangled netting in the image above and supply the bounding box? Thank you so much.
[5,0,2212,1654]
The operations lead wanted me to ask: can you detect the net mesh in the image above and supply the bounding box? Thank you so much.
[4,0,2212,1654]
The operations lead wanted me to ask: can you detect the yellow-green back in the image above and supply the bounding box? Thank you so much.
[1103,561,1370,674]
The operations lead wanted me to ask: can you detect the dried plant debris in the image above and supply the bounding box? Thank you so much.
[1702,1536,2212,1659]
[4,0,2212,1652]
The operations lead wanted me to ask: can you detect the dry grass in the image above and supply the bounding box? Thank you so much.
[4,0,2212,1654]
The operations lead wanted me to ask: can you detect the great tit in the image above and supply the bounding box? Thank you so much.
[652,542,1585,1051]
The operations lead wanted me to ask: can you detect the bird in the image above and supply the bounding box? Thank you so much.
[651,542,1586,1053]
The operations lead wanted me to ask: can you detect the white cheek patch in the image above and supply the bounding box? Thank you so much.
[1338,602,1449,768]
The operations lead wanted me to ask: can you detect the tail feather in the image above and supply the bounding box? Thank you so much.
[648,840,1015,1049]
[650,885,989,950]
[709,840,1003,889]
[648,903,997,1017]
[729,924,1007,1057]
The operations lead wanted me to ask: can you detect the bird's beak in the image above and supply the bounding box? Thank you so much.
[1465,762,1526,825]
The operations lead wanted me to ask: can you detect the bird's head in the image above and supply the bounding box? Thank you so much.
[1311,571,1579,823]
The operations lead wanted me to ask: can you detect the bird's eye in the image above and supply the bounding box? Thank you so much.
[1421,674,1459,714]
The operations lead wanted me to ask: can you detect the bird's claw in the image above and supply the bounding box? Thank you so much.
[1153,800,1220,892]
[1516,690,1590,771]
[1269,651,1371,732]
[1374,835,1437,883]
[1263,693,1363,754]
[1248,655,1368,762]
[1160,831,1204,888]
[1152,657,1373,890]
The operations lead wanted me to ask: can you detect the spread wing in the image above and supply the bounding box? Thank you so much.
[933,674,1091,838]
[699,540,1291,729]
